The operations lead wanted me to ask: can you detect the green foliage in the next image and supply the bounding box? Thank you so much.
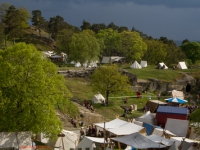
[181,42,200,64]
[190,109,200,136]
[90,64,131,102]
[120,31,147,62]
[0,42,78,137]
[69,30,100,65]
[96,28,121,56]
[57,29,74,55]
[143,39,168,65]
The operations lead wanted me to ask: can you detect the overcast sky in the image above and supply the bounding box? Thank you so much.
[1,0,200,41]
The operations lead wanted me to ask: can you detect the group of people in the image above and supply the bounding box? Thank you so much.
[79,124,101,140]
[83,100,94,112]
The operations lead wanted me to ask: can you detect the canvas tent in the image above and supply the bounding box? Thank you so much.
[172,90,184,99]
[107,122,144,135]
[136,111,156,125]
[92,93,105,103]
[110,56,124,63]
[130,60,142,69]
[74,62,81,67]
[156,106,188,128]
[170,137,199,150]
[165,118,189,137]
[75,136,105,150]
[177,61,188,69]
[111,132,165,149]
[140,60,147,67]
[157,62,168,69]
[146,100,167,113]
[147,134,174,147]
[0,132,32,150]
[101,57,111,64]
[94,118,128,129]
[54,130,79,150]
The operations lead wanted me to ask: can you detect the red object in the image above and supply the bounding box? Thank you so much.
[156,113,187,128]
[136,92,141,98]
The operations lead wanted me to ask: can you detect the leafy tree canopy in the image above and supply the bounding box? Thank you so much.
[181,42,200,64]
[69,30,100,65]
[90,65,131,102]
[120,31,147,62]
[0,42,77,138]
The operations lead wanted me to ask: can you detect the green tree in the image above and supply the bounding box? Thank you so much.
[118,26,128,33]
[48,15,65,40]
[96,28,121,56]
[107,22,119,31]
[91,23,107,34]
[0,42,78,137]
[143,39,168,65]
[190,109,200,136]
[0,3,11,23]
[31,10,46,36]
[69,30,100,65]
[56,29,74,56]
[80,20,91,31]
[0,23,4,48]
[90,65,131,102]
[181,42,200,64]
[120,31,147,62]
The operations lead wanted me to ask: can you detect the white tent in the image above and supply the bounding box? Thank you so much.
[172,90,184,99]
[140,60,147,67]
[101,57,111,63]
[147,134,174,147]
[54,130,79,150]
[111,132,166,149]
[177,62,188,69]
[158,62,168,69]
[74,62,81,67]
[0,132,32,150]
[70,61,76,64]
[94,118,128,129]
[136,111,156,125]
[92,93,105,103]
[130,60,142,69]
[165,118,189,137]
[170,137,199,150]
[107,122,144,135]
[76,136,105,150]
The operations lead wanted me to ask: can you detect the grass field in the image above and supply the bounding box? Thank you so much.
[64,64,200,120]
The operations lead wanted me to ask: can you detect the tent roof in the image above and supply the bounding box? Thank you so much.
[172,90,184,99]
[165,118,189,137]
[138,111,155,119]
[157,106,188,115]
[130,60,142,69]
[92,93,105,103]
[111,132,165,149]
[94,118,127,129]
[140,60,147,67]
[177,61,187,69]
[0,132,32,150]
[85,136,106,143]
[148,100,167,105]
[107,122,144,135]
[158,62,168,69]
[101,57,110,63]
[55,130,79,150]
[147,134,174,146]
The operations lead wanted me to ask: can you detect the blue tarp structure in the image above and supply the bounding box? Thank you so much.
[143,123,154,135]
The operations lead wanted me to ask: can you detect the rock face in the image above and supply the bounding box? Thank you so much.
[59,68,195,94]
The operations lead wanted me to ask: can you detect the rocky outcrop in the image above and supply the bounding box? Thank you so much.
[59,68,195,94]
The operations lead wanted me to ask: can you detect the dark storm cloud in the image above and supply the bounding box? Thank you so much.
[1,0,200,41]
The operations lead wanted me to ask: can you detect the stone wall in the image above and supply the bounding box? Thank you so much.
[59,68,195,94]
